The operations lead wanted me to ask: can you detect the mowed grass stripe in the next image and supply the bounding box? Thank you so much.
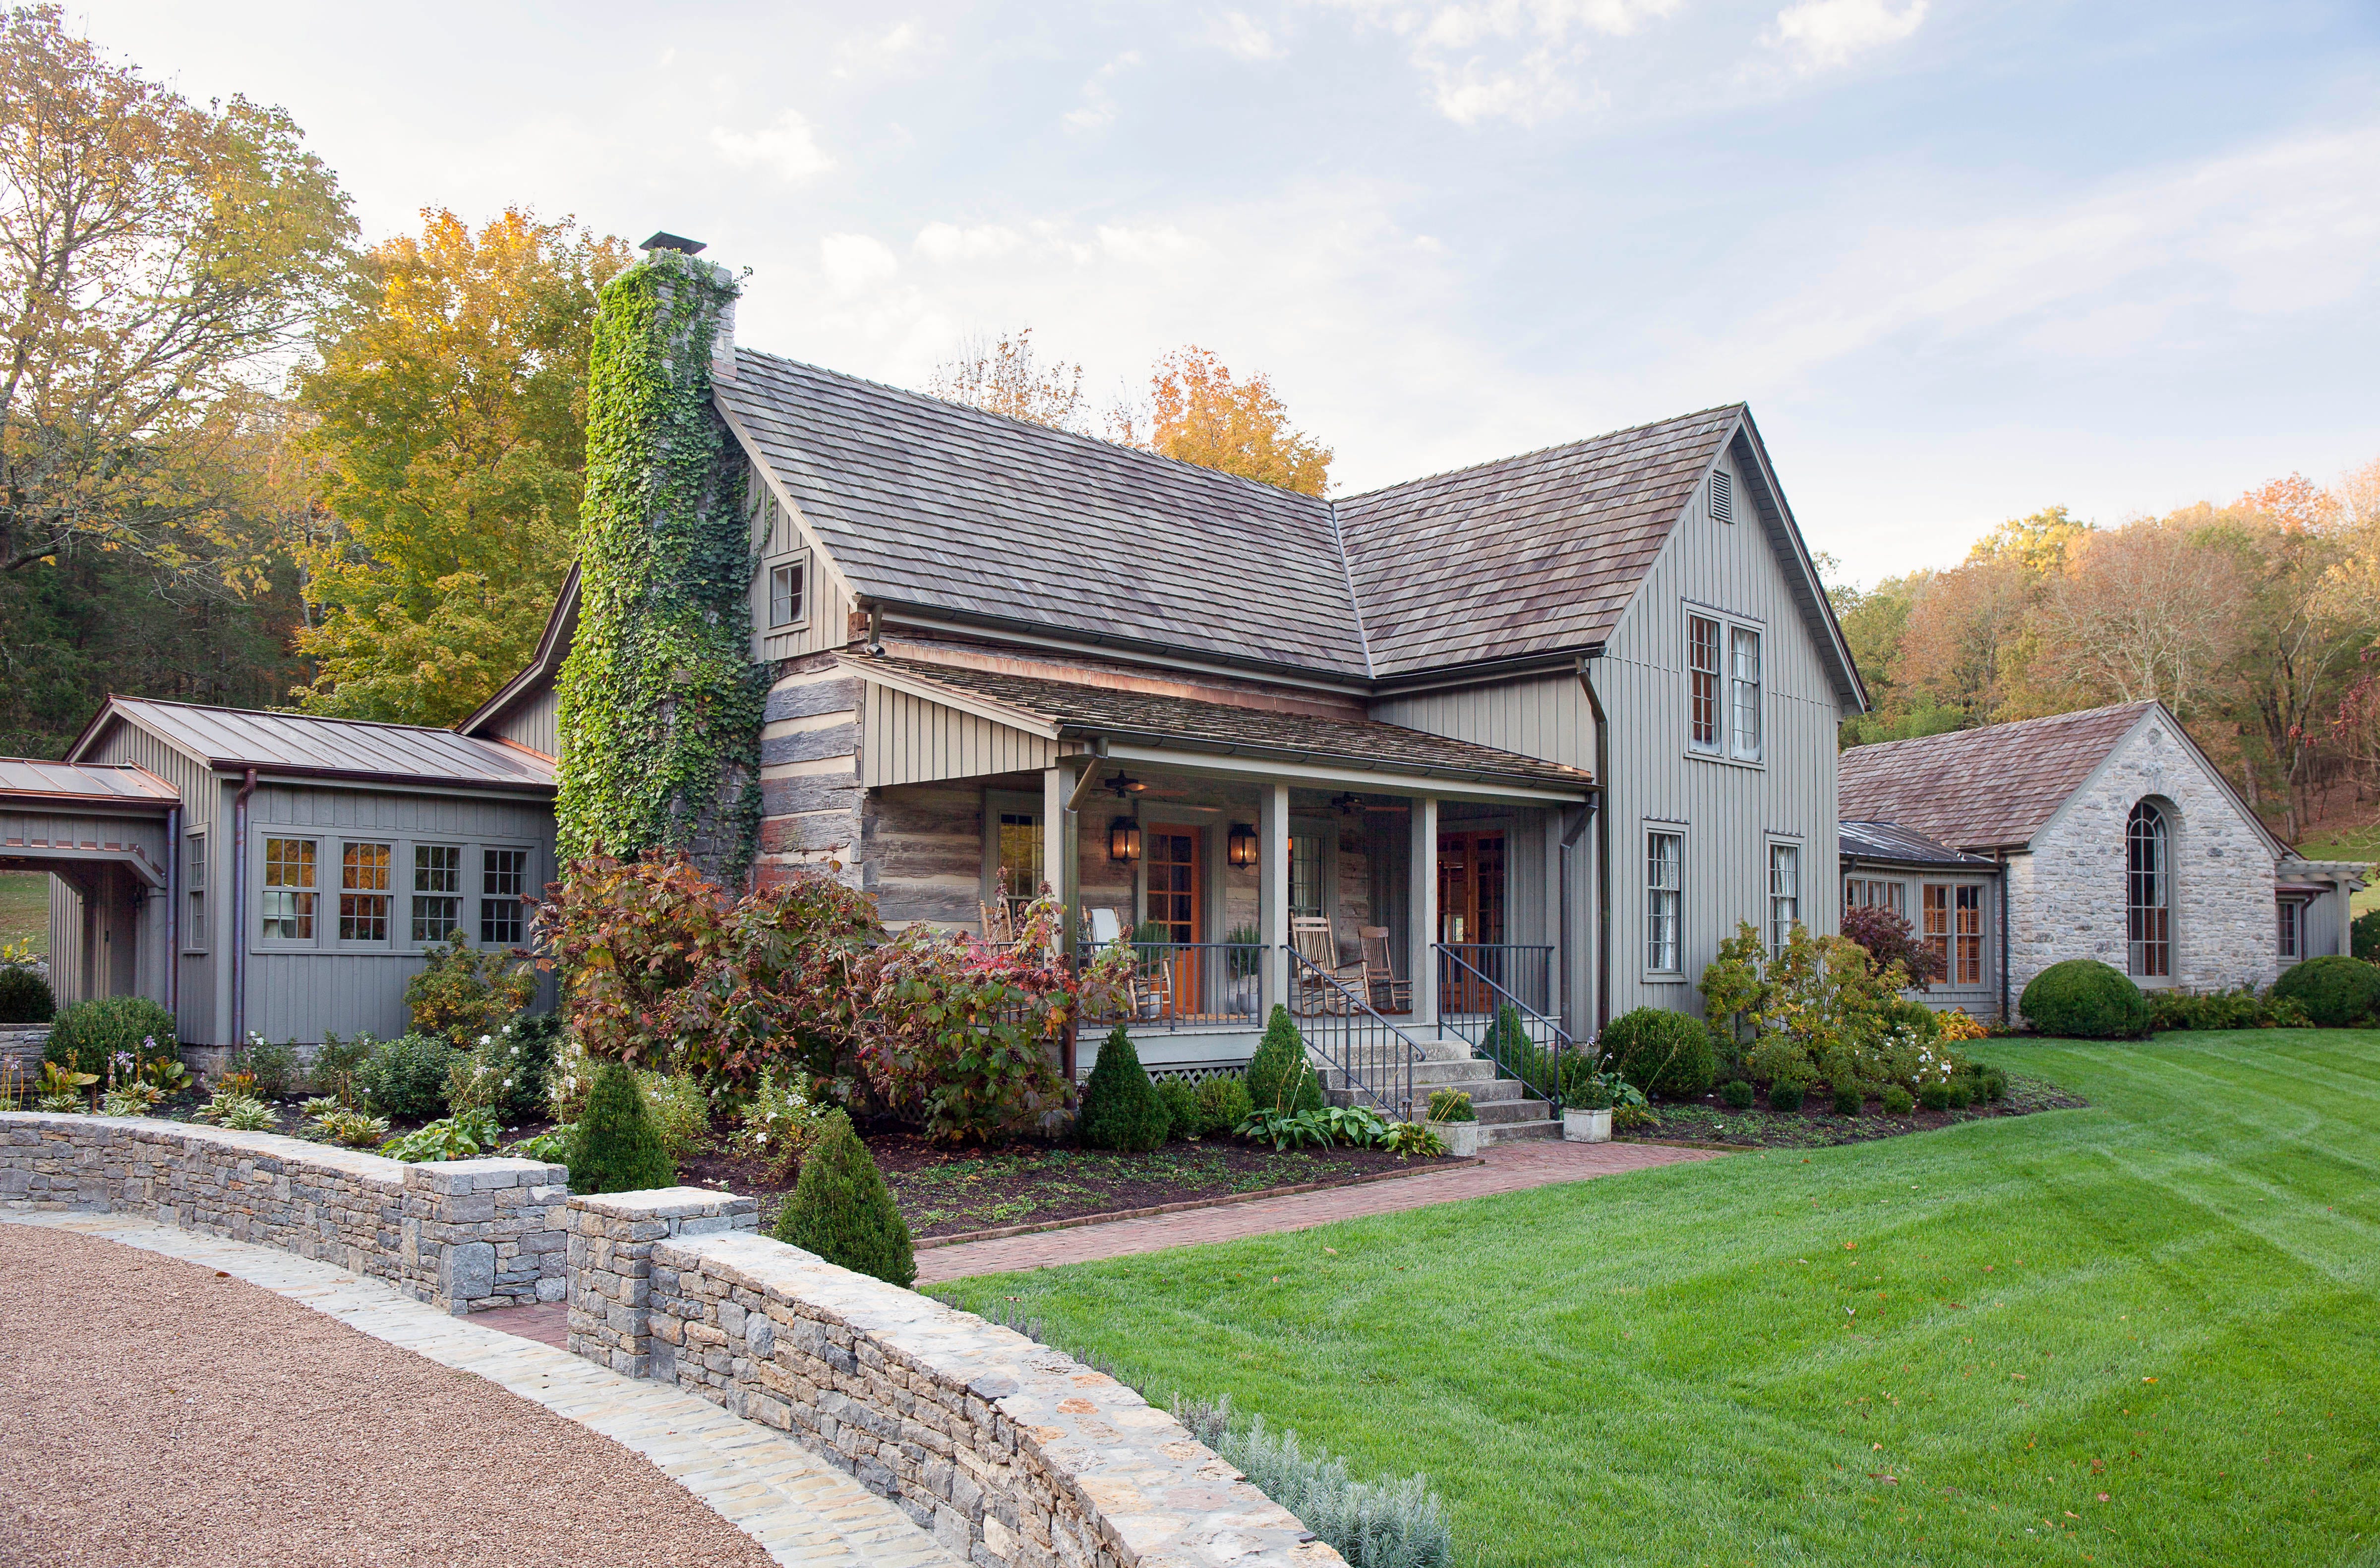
[940,1033,2380,1567]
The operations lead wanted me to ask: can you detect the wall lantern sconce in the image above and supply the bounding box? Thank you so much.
[1104,772,1146,798]
[1109,816,1143,863]
[1227,822,1259,867]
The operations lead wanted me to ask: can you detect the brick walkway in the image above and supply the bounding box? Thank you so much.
[915,1139,1720,1282]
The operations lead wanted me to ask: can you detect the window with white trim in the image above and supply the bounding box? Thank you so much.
[184,830,208,951]
[260,837,315,941]
[481,849,528,946]
[340,842,393,943]
[1844,877,1905,919]
[1768,843,1799,953]
[2127,801,2170,977]
[1686,608,1764,762]
[768,556,808,629]
[1687,616,1721,752]
[2277,899,2302,961]
[1730,627,1763,760]
[1647,831,1683,972]
[411,844,463,943]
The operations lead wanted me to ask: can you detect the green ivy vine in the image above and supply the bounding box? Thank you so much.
[556,248,763,881]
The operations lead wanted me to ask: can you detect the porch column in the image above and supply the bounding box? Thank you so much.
[1260,781,1290,1014]
[1041,764,1072,941]
[1409,795,1439,1032]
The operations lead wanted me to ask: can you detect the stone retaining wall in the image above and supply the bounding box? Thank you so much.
[569,1190,1340,1568]
[0,1025,49,1075]
[0,1112,567,1315]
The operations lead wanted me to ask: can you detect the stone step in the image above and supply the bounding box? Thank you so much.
[1481,1116,1561,1144]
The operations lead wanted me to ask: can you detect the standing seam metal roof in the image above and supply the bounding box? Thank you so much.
[0,758,178,807]
[73,698,555,790]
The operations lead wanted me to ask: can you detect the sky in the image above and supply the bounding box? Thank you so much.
[78,0,2380,588]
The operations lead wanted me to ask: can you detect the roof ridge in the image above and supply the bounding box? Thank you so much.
[109,693,509,742]
[1334,403,1746,506]
[1843,699,2157,761]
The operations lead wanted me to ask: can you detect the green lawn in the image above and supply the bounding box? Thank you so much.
[936,1034,2380,1568]
[0,871,45,955]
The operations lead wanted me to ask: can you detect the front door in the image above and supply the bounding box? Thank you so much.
[1146,826,1203,1014]
[1437,830,1506,1011]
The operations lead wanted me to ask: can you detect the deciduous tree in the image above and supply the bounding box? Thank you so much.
[926,327,1086,432]
[1112,346,1332,496]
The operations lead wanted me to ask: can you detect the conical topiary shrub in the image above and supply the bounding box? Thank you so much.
[1245,1005,1323,1115]
[775,1109,915,1288]
[1077,1025,1170,1151]
[568,1059,676,1194]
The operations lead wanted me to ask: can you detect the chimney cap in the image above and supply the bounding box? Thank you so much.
[641,232,708,255]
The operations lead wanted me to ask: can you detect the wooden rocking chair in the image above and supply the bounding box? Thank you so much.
[1358,926,1412,1014]
[1290,916,1366,1014]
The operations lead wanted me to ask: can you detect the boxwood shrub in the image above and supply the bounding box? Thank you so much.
[45,996,178,1075]
[1600,1007,1716,1099]
[0,965,54,1024]
[2019,959,2149,1040]
[2271,955,2380,1028]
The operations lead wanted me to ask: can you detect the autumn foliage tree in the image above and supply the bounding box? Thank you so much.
[925,327,1087,432]
[1113,346,1332,496]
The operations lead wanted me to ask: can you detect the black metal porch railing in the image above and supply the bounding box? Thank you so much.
[1284,946,1422,1121]
[1080,942,1266,1030]
[1433,943,1570,1120]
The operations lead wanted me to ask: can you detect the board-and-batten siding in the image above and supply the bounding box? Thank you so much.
[1599,443,1844,1023]
[492,685,560,758]
[749,477,856,665]
[861,685,1066,788]
[1369,674,1595,774]
[75,720,227,1043]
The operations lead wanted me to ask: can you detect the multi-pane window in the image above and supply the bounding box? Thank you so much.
[768,557,807,628]
[340,843,393,942]
[1768,844,1800,952]
[1646,832,1682,972]
[1844,877,1905,918]
[2127,801,2170,977]
[1955,885,1984,985]
[2278,899,2302,961]
[1290,834,1325,920]
[1922,884,1951,976]
[481,849,528,946]
[412,845,463,943]
[1730,627,1763,760]
[995,813,1042,901]
[1687,616,1722,752]
[260,837,316,940]
[185,832,208,950]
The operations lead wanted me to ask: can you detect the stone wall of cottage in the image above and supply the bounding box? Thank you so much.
[570,1189,1341,1568]
[0,1112,567,1314]
[2010,716,2279,1002]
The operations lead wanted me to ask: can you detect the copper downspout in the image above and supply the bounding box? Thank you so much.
[230,768,257,1050]
[1580,653,1612,1037]
[163,805,179,1023]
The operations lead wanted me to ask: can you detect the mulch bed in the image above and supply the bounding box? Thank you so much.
[1622,1072,2086,1150]
[681,1134,1435,1238]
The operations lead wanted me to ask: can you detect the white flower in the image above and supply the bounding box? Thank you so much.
[502,1078,513,1088]
[478,1035,493,1047]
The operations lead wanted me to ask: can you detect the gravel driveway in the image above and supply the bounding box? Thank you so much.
[0,1224,774,1568]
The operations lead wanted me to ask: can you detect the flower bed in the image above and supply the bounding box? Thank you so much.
[1623,1072,2085,1149]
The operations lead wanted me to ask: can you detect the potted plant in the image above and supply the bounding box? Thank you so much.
[1425,1087,1482,1157]
[1223,923,1263,1015]
[1557,1050,1614,1142]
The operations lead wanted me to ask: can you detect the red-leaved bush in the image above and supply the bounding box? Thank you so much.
[1839,902,1947,991]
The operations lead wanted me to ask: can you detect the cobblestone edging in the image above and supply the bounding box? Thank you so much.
[0,1112,567,1315]
[570,1191,1342,1568]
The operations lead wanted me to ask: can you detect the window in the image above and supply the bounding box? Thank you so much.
[481,849,528,946]
[339,843,393,942]
[1710,468,1732,525]
[1290,833,1325,920]
[184,831,208,951]
[2127,801,2170,978]
[1646,832,1682,972]
[1844,877,1905,918]
[995,813,1042,901]
[1955,885,1984,986]
[260,838,317,940]
[412,844,463,943]
[1922,884,1951,976]
[2278,899,2302,961]
[1768,844,1800,952]
[768,556,807,629]
[1687,616,1721,752]
[1730,627,1763,760]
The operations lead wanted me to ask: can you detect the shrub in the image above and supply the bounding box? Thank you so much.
[1768,1080,1805,1112]
[569,1061,676,1194]
[2355,908,2380,962]
[309,1033,372,1099]
[1840,902,1947,990]
[1720,1079,1755,1110]
[445,1017,560,1126]
[310,1105,389,1149]
[774,1109,915,1288]
[1936,1008,1990,1042]
[1600,1007,1716,1099]
[1881,1085,1915,1115]
[1832,1085,1863,1115]
[1918,1082,1953,1111]
[1156,1078,1201,1140]
[354,1033,458,1122]
[1246,1006,1324,1115]
[1426,1088,1476,1123]
[46,996,178,1077]
[379,1109,502,1162]
[404,933,535,1046]
[1077,1026,1171,1151]
[1175,1394,1454,1568]
[1194,1074,1253,1137]
[1946,1079,1974,1109]
[1975,1066,2007,1102]
[2272,955,2380,1028]
[2019,959,2148,1039]
[0,965,54,1024]
[636,1071,714,1163]
[727,1070,833,1182]
[230,1034,299,1099]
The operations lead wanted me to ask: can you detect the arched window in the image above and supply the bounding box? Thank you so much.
[2127,801,2170,977]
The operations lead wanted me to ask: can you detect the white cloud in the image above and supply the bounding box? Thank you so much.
[913,222,1026,263]
[818,233,900,295]
[1317,0,1679,124]
[1210,10,1285,60]
[835,20,926,78]
[1065,51,1144,133]
[710,109,833,182]
[1769,0,1928,72]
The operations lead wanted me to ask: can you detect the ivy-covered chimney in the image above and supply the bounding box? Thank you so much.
[554,236,763,883]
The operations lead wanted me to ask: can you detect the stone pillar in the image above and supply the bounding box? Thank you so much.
[1409,795,1439,1031]
[567,1188,758,1377]
[401,1157,571,1316]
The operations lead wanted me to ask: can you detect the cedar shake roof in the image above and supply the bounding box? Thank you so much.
[715,352,1849,689]
[1336,407,1741,675]
[1836,702,2157,851]
[1840,819,1999,868]
[850,655,1594,793]
[70,697,555,792]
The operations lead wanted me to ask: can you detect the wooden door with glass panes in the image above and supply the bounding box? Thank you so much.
[1436,830,1506,1012]
[1145,827,1202,1015]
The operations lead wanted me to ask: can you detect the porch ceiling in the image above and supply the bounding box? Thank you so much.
[842,653,1594,801]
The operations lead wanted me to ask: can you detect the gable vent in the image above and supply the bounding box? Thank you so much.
[1711,469,1733,524]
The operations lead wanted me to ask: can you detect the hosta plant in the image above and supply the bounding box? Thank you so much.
[35,1059,97,1111]
[194,1093,277,1132]
[379,1108,503,1162]
[311,1106,391,1150]
[100,1082,164,1117]
[1236,1107,1336,1150]
[1381,1120,1447,1158]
